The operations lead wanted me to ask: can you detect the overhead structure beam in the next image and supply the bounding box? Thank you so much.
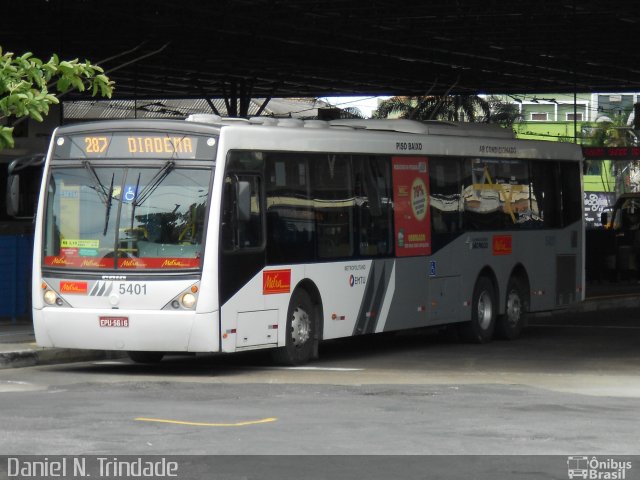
[4,0,640,100]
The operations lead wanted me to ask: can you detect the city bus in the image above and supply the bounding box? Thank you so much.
[32,116,584,364]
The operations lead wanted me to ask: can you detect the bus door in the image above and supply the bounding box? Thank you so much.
[220,163,269,348]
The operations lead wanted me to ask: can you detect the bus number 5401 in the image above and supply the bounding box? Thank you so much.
[119,284,147,295]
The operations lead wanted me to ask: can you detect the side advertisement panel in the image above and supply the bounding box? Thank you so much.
[392,156,431,257]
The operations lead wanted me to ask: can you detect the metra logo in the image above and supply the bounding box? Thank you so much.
[161,259,190,268]
[263,269,291,294]
[349,274,367,287]
[60,281,88,294]
[81,259,104,268]
[121,259,148,268]
[492,235,513,255]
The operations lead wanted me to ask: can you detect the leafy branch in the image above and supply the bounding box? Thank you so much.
[0,48,114,149]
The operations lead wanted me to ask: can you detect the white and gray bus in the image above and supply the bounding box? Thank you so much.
[32,116,584,364]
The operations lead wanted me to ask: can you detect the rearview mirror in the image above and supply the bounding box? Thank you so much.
[5,154,45,219]
[6,174,20,217]
[236,180,251,222]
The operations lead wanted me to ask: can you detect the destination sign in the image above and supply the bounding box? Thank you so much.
[54,132,217,160]
[582,146,640,160]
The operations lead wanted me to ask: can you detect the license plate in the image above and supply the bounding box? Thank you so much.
[99,316,129,327]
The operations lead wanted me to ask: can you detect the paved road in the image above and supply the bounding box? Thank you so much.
[1,308,639,457]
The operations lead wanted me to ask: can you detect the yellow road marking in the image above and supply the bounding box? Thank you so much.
[134,417,277,427]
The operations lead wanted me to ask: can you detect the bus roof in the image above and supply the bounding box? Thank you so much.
[53,117,583,162]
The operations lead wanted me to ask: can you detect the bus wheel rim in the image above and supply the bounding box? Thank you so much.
[477,291,493,330]
[506,290,521,326]
[291,306,311,347]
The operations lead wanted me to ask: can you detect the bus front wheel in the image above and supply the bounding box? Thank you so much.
[271,289,316,366]
[460,276,496,343]
[127,351,165,363]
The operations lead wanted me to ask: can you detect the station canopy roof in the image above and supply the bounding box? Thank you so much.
[4,1,640,100]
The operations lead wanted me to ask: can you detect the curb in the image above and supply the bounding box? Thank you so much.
[0,348,125,370]
[568,295,640,313]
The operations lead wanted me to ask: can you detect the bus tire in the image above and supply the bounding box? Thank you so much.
[127,351,164,363]
[496,277,527,340]
[271,289,316,366]
[459,276,496,343]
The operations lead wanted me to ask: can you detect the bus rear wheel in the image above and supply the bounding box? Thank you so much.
[127,351,165,363]
[271,289,316,366]
[459,276,496,343]
[496,277,528,340]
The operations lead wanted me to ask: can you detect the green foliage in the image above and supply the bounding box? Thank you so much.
[373,95,490,122]
[485,96,523,127]
[583,113,636,148]
[0,48,114,149]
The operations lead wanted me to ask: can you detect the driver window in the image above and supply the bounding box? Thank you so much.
[222,174,264,251]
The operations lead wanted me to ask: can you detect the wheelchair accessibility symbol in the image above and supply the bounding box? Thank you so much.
[123,185,138,203]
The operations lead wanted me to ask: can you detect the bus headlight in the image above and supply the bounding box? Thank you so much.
[180,293,196,309]
[43,290,58,305]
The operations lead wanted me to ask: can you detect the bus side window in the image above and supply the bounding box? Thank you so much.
[429,157,462,243]
[312,155,355,259]
[354,155,393,257]
[462,158,504,231]
[530,160,560,228]
[559,162,582,227]
[265,154,316,264]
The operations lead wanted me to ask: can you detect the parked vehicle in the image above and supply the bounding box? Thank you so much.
[599,193,640,279]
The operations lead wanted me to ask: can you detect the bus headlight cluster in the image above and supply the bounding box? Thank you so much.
[43,290,58,305]
[163,283,199,310]
[180,293,196,309]
[42,282,64,306]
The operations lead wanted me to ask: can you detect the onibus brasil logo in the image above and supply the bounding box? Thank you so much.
[567,456,632,479]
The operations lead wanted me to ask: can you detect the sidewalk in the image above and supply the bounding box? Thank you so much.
[1,281,640,370]
[0,320,121,369]
[580,280,640,311]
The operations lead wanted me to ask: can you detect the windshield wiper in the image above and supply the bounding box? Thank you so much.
[103,173,115,236]
[133,161,175,207]
[129,172,142,232]
[83,160,109,206]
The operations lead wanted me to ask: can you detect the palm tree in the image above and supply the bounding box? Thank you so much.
[584,113,639,195]
[373,94,490,122]
[485,96,523,127]
[585,113,637,147]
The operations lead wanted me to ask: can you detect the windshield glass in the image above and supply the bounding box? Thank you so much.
[43,165,211,270]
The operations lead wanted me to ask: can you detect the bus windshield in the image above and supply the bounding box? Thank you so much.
[42,164,211,270]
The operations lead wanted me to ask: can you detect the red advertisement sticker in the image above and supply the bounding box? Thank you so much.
[392,156,431,257]
[492,235,512,255]
[45,256,115,269]
[61,248,79,257]
[263,269,291,295]
[44,256,199,269]
[60,281,88,294]
[118,257,200,269]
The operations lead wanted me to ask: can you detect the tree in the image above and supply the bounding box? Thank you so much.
[0,48,114,149]
[373,94,490,122]
[583,113,639,195]
[584,113,637,148]
[484,96,523,127]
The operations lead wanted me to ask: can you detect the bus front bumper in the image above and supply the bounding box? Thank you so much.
[32,308,220,353]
